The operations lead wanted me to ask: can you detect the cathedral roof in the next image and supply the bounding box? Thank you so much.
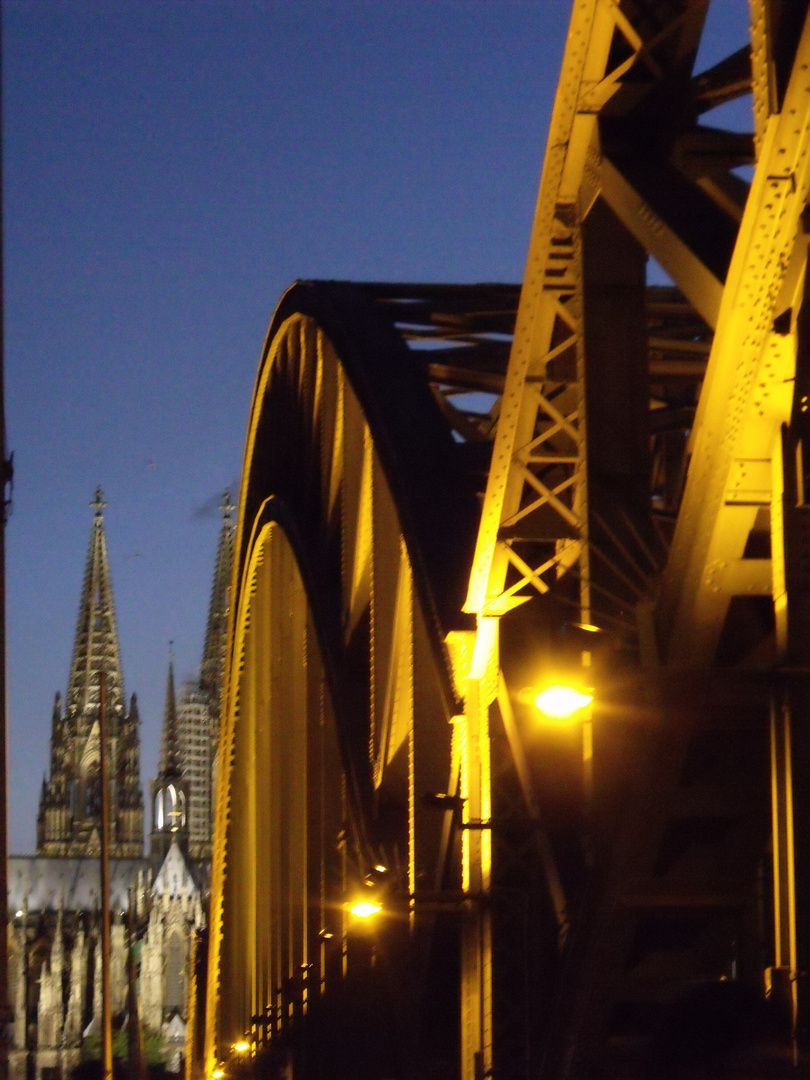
[8,856,147,912]
[165,1014,188,1040]
[66,488,126,719]
[151,837,200,898]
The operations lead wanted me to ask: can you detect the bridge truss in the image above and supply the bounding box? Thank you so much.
[196,2,810,1077]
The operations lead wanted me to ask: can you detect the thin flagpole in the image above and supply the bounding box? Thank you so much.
[0,5,12,1077]
[99,671,113,1080]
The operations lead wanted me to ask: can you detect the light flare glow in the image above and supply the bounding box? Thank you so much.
[351,900,382,919]
[534,685,593,719]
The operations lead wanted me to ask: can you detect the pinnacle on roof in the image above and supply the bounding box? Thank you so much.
[158,647,182,780]
[200,489,235,707]
[66,488,125,719]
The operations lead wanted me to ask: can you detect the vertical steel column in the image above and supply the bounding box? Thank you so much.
[769,691,798,1051]
[460,620,496,1080]
[767,157,810,1063]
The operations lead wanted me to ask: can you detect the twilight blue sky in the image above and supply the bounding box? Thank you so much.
[3,1,749,852]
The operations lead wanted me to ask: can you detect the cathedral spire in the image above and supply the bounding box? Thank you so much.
[199,489,235,719]
[66,488,125,721]
[159,647,182,779]
[39,490,143,857]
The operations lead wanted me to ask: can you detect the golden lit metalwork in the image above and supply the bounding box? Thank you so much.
[459,0,810,1074]
[199,3,810,1076]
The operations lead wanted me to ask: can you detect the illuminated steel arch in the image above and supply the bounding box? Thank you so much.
[205,283,516,1078]
[201,3,810,1077]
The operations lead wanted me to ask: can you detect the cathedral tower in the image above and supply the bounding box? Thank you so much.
[199,489,235,736]
[37,489,144,857]
[176,489,235,860]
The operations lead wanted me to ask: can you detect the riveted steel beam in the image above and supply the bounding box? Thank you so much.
[657,7,810,667]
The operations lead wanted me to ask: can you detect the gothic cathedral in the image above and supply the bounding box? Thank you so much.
[8,489,234,1080]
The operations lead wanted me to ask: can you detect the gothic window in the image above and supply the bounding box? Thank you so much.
[164,933,184,1012]
[27,943,48,1025]
[8,944,20,1011]
[84,767,101,818]
[155,784,187,832]
[169,787,186,830]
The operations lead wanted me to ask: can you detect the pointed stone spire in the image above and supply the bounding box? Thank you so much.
[38,694,71,848]
[38,906,65,1049]
[117,693,144,811]
[199,489,235,719]
[51,905,64,975]
[66,488,125,721]
[159,647,182,779]
[38,490,144,857]
[64,925,87,1046]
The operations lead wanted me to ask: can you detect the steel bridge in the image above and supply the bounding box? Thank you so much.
[191,2,810,1076]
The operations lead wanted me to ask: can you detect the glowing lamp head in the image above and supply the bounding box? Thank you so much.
[232,1043,250,1055]
[350,900,382,919]
[212,1070,225,1078]
[534,685,593,720]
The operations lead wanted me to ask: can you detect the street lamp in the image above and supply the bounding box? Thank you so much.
[533,676,596,847]
[534,684,593,720]
[350,899,382,919]
[348,864,389,920]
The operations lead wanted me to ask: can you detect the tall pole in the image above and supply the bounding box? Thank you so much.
[0,7,13,1077]
[770,690,799,1065]
[99,672,113,1080]
[126,888,146,1080]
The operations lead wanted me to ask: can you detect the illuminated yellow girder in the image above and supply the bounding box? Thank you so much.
[460,6,716,1070]
[466,0,707,618]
